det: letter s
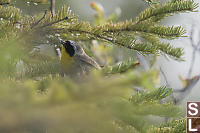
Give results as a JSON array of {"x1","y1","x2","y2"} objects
[{"x1": 188, "y1": 103, "x2": 198, "y2": 116}]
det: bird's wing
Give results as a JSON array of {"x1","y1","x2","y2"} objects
[{"x1": 75, "y1": 54, "x2": 101, "y2": 70}]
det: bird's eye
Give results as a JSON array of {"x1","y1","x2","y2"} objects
[
  {"x1": 65, "y1": 41, "x2": 71, "y2": 45},
  {"x1": 64, "y1": 41, "x2": 75, "y2": 57}
]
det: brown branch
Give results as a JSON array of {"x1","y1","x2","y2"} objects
[
  {"x1": 173, "y1": 75, "x2": 200, "y2": 104},
  {"x1": 39, "y1": 16, "x2": 68, "y2": 28},
  {"x1": 50, "y1": 0, "x2": 55, "y2": 17},
  {"x1": 31, "y1": 10, "x2": 47, "y2": 29},
  {"x1": 188, "y1": 24, "x2": 199, "y2": 78},
  {"x1": 188, "y1": 49, "x2": 196, "y2": 78}
]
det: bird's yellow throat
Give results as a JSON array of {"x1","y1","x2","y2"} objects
[{"x1": 61, "y1": 46, "x2": 75, "y2": 73}]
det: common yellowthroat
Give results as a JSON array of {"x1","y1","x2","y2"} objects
[{"x1": 60, "y1": 40, "x2": 101, "y2": 76}]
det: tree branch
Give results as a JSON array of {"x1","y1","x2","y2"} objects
[
  {"x1": 31, "y1": 10, "x2": 47, "y2": 29},
  {"x1": 173, "y1": 75, "x2": 200, "y2": 104},
  {"x1": 50, "y1": 0, "x2": 55, "y2": 17},
  {"x1": 39, "y1": 16, "x2": 68, "y2": 28}
]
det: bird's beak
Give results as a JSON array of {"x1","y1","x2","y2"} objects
[
  {"x1": 59, "y1": 39, "x2": 65, "y2": 45},
  {"x1": 58, "y1": 38, "x2": 65, "y2": 45}
]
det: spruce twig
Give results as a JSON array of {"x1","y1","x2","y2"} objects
[
  {"x1": 39, "y1": 16, "x2": 69, "y2": 28},
  {"x1": 31, "y1": 10, "x2": 48, "y2": 29}
]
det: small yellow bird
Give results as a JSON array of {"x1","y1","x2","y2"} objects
[{"x1": 60, "y1": 40, "x2": 101, "y2": 76}]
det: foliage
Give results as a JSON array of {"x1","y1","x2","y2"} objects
[
  {"x1": 148, "y1": 118, "x2": 186, "y2": 133},
  {"x1": 0, "y1": 71, "x2": 183, "y2": 133},
  {"x1": 0, "y1": 0, "x2": 10, "y2": 5}
]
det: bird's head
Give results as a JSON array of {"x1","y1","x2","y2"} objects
[{"x1": 61, "y1": 40, "x2": 84, "y2": 57}]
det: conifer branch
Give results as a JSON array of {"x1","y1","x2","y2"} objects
[
  {"x1": 32, "y1": 6, "x2": 72, "y2": 29},
  {"x1": 130, "y1": 86, "x2": 173, "y2": 103},
  {"x1": 39, "y1": 16, "x2": 68, "y2": 28},
  {"x1": 0, "y1": 6, "x2": 21, "y2": 22},
  {"x1": 31, "y1": 10, "x2": 47, "y2": 29},
  {"x1": 102, "y1": 59, "x2": 140, "y2": 75},
  {"x1": 135, "y1": 0, "x2": 198, "y2": 24},
  {"x1": 101, "y1": 22, "x2": 186, "y2": 39},
  {"x1": 149, "y1": 118, "x2": 186, "y2": 132},
  {"x1": 142, "y1": 35, "x2": 184, "y2": 59}
]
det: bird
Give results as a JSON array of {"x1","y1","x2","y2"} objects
[{"x1": 60, "y1": 40, "x2": 101, "y2": 76}]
